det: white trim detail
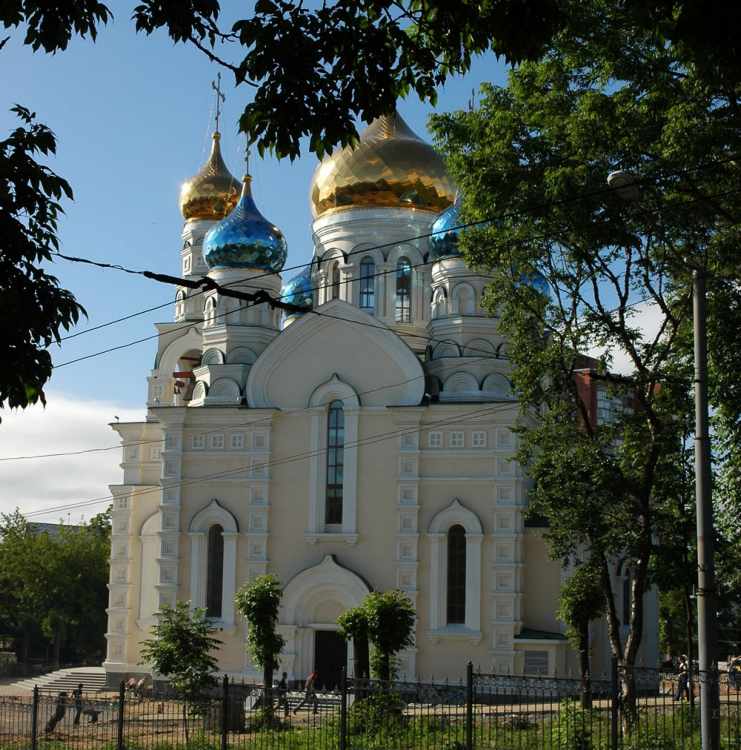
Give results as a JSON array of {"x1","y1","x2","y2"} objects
[
  {"x1": 427, "y1": 498, "x2": 483, "y2": 636},
  {"x1": 188, "y1": 499, "x2": 239, "y2": 627}
]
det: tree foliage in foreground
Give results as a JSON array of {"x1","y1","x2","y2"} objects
[
  {"x1": 430, "y1": 0, "x2": 740, "y2": 714},
  {"x1": 0, "y1": 107, "x2": 85, "y2": 411},
  {"x1": 558, "y1": 560, "x2": 605, "y2": 707},
  {"x1": 140, "y1": 601, "x2": 220, "y2": 741},
  {"x1": 4, "y1": 1, "x2": 741, "y2": 161},
  {"x1": 234, "y1": 574, "x2": 284, "y2": 716},
  {"x1": 0, "y1": 507, "x2": 110, "y2": 663},
  {"x1": 362, "y1": 590, "x2": 415, "y2": 682}
]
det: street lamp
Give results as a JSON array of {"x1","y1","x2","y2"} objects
[{"x1": 607, "y1": 169, "x2": 719, "y2": 750}]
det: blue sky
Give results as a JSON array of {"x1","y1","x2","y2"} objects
[{"x1": 1, "y1": 5, "x2": 509, "y2": 517}]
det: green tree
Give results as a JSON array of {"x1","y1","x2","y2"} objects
[
  {"x1": 130, "y1": 0, "x2": 741, "y2": 159},
  {"x1": 362, "y1": 590, "x2": 415, "y2": 682},
  {"x1": 140, "y1": 601, "x2": 220, "y2": 742},
  {"x1": 337, "y1": 605, "x2": 370, "y2": 679},
  {"x1": 558, "y1": 559, "x2": 605, "y2": 708},
  {"x1": 429, "y1": 0, "x2": 740, "y2": 719},
  {"x1": 0, "y1": 510, "x2": 110, "y2": 664},
  {"x1": 0, "y1": 107, "x2": 85, "y2": 411},
  {"x1": 234, "y1": 574, "x2": 284, "y2": 717}
]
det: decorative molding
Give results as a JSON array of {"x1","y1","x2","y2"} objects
[{"x1": 304, "y1": 532, "x2": 359, "y2": 545}]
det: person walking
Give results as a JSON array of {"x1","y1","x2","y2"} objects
[
  {"x1": 45, "y1": 691, "x2": 68, "y2": 733},
  {"x1": 72, "y1": 683, "x2": 84, "y2": 726},
  {"x1": 293, "y1": 671, "x2": 319, "y2": 714},
  {"x1": 675, "y1": 655, "x2": 691, "y2": 701},
  {"x1": 276, "y1": 672, "x2": 289, "y2": 718}
]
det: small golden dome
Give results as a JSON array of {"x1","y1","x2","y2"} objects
[
  {"x1": 180, "y1": 132, "x2": 240, "y2": 221},
  {"x1": 310, "y1": 112, "x2": 456, "y2": 218}
]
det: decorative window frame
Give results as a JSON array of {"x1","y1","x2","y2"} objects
[
  {"x1": 472, "y1": 430, "x2": 487, "y2": 448},
  {"x1": 448, "y1": 431, "x2": 465, "y2": 448},
  {"x1": 306, "y1": 374, "x2": 360, "y2": 544},
  {"x1": 428, "y1": 431, "x2": 443, "y2": 449},
  {"x1": 427, "y1": 498, "x2": 483, "y2": 640},
  {"x1": 188, "y1": 499, "x2": 239, "y2": 628}
]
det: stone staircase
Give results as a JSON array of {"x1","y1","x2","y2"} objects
[{"x1": 8, "y1": 666, "x2": 106, "y2": 694}]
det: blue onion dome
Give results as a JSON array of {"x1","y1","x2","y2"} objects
[
  {"x1": 524, "y1": 271, "x2": 549, "y2": 296},
  {"x1": 429, "y1": 193, "x2": 463, "y2": 260},
  {"x1": 203, "y1": 175, "x2": 288, "y2": 272},
  {"x1": 281, "y1": 265, "x2": 314, "y2": 312}
]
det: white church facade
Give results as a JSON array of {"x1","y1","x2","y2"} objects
[{"x1": 103, "y1": 113, "x2": 658, "y2": 688}]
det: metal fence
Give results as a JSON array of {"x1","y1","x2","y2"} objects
[{"x1": 0, "y1": 665, "x2": 738, "y2": 749}]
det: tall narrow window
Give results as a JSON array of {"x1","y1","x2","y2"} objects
[
  {"x1": 206, "y1": 524, "x2": 224, "y2": 618},
  {"x1": 359, "y1": 257, "x2": 375, "y2": 312},
  {"x1": 325, "y1": 400, "x2": 345, "y2": 524},
  {"x1": 395, "y1": 258, "x2": 412, "y2": 322},
  {"x1": 447, "y1": 524, "x2": 466, "y2": 624},
  {"x1": 331, "y1": 263, "x2": 341, "y2": 300}
]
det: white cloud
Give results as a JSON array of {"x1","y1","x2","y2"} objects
[
  {"x1": 587, "y1": 300, "x2": 666, "y2": 375},
  {"x1": 0, "y1": 393, "x2": 143, "y2": 522}
]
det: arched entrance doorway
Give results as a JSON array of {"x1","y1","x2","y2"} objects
[{"x1": 280, "y1": 555, "x2": 371, "y2": 688}]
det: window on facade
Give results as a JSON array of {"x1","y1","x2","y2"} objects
[
  {"x1": 428, "y1": 431, "x2": 442, "y2": 449},
  {"x1": 449, "y1": 431, "x2": 465, "y2": 449},
  {"x1": 524, "y1": 650, "x2": 549, "y2": 676},
  {"x1": 206, "y1": 524, "x2": 224, "y2": 618},
  {"x1": 472, "y1": 431, "x2": 487, "y2": 448},
  {"x1": 447, "y1": 524, "x2": 466, "y2": 624},
  {"x1": 395, "y1": 258, "x2": 412, "y2": 322},
  {"x1": 204, "y1": 297, "x2": 216, "y2": 327},
  {"x1": 331, "y1": 263, "x2": 341, "y2": 300},
  {"x1": 325, "y1": 400, "x2": 345, "y2": 524},
  {"x1": 175, "y1": 291, "x2": 185, "y2": 318},
  {"x1": 359, "y1": 257, "x2": 375, "y2": 312}
]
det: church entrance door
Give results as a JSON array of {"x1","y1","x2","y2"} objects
[{"x1": 313, "y1": 630, "x2": 346, "y2": 690}]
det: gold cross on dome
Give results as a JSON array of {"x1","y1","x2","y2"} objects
[{"x1": 211, "y1": 72, "x2": 225, "y2": 133}]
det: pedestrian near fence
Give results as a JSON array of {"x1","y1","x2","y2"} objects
[
  {"x1": 293, "y1": 671, "x2": 319, "y2": 714},
  {"x1": 675, "y1": 655, "x2": 691, "y2": 701}
]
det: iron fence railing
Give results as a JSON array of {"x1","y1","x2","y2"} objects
[{"x1": 0, "y1": 664, "x2": 738, "y2": 749}]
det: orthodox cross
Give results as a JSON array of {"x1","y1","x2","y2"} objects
[
  {"x1": 211, "y1": 72, "x2": 225, "y2": 132},
  {"x1": 244, "y1": 139, "x2": 252, "y2": 177}
]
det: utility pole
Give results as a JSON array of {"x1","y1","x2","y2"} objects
[{"x1": 692, "y1": 268, "x2": 719, "y2": 750}]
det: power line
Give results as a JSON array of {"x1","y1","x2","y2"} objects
[
  {"x1": 50, "y1": 154, "x2": 737, "y2": 344},
  {"x1": 21, "y1": 402, "x2": 511, "y2": 519}
]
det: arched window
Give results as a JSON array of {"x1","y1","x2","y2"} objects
[
  {"x1": 206, "y1": 524, "x2": 224, "y2": 618},
  {"x1": 447, "y1": 525, "x2": 466, "y2": 624},
  {"x1": 325, "y1": 400, "x2": 345, "y2": 524},
  {"x1": 331, "y1": 263, "x2": 341, "y2": 300},
  {"x1": 359, "y1": 257, "x2": 375, "y2": 313},
  {"x1": 204, "y1": 297, "x2": 216, "y2": 327},
  {"x1": 395, "y1": 257, "x2": 412, "y2": 322},
  {"x1": 175, "y1": 290, "x2": 185, "y2": 319}
]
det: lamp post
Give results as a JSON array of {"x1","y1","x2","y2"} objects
[{"x1": 607, "y1": 170, "x2": 719, "y2": 750}]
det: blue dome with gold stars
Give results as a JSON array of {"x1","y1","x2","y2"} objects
[
  {"x1": 429, "y1": 194, "x2": 463, "y2": 260},
  {"x1": 204, "y1": 176, "x2": 287, "y2": 272},
  {"x1": 281, "y1": 265, "x2": 314, "y2": 314}
]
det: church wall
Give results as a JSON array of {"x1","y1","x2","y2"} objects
[{"x1": 522, "y1": 531, "x2": 562, "y2": 634}]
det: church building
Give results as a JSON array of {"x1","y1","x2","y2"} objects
[{"x1": 103, "y1": 112, "x2": 658, "y2": 687}]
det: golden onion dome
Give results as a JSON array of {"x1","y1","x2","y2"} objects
[
  {"x1": 179, "y1": 132, "x2": 241, "y2": 221},
  {"x1": 310, "y1": 112, "x2": 456, "y2": 218}
]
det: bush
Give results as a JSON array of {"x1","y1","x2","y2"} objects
[
  {"x1": 550, "y1": 700, "x2": 596, "y2": 750},
  {"x1": 348, "y1": 692, "x2": 405, "y2": 735}
]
